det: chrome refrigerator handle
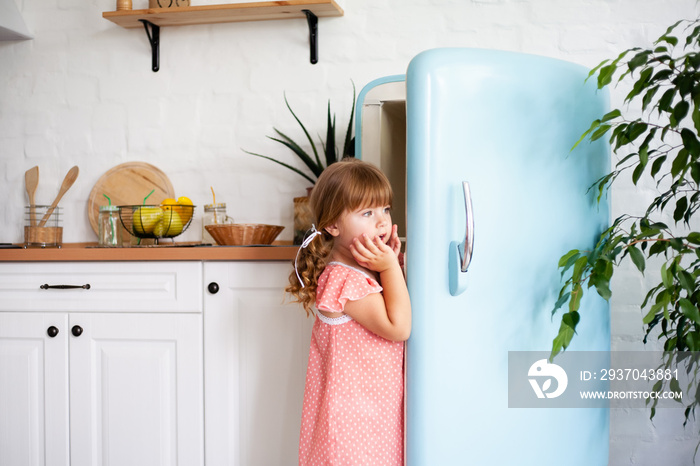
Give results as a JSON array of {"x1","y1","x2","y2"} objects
[
  {"x1": 448, "y1": 181, "x2": 474, "y2": 296},
  {"x1": 459, "y1": 181, "x2": 474, "y2": 272}
]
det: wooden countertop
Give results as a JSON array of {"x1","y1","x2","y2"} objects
[{"x1": 0, "y1": 242, "x2": 298, "y2": 262}]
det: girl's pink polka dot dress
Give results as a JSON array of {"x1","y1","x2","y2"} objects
[{"x1": 299, "y1": 262, "x2": 404, "y2": 465}]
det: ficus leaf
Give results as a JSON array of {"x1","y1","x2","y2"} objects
[
  {"x1": 590, "y1": 271, "x2": 612, "y2": 300},
  {"x1": 693, "y1": 97, "x2": 700, "y2": 134},
  {"x1": 628, "y1": 245, "x2": 646, "y2": 273},
  {"x1": 632, "y1": 163, "x2": 645, "y2": 185},
  {"x1": 661, "y1": 262, "x2": 673, "y2": 289},
  {"x1": 569, "y1": 283, "x2": 583, "y2": 313},
  {"x1": 658, "y1": 88, "x2": 675, "y2": 114},
  {"x1": 558, "y1": 249, "x2": 581, "y2": 272},
  {"x1": 591, "y1": 124, "x2": 612, "y2": 141},
  {"x1": 681, "y1": 128, "x2": 700, "y2": 157},
  {"x1": 642, "y1": 86, "x2": 659, "y2": 112},
  {"x1": 571, "y1": 120, "x2": 600, "y2": 150},
  {"x1": 628, "y1": 51, "x2": 652, "y2": 71},
  {"x1": 671, "y1": 149, "x2": 689, "y2": 178},
  {"x1": 680, "y1": 298, "x2": 700, "y2": 324},
  {"x1": 678, "y1": 270, "x2": 695, "y2": 293},
  {"x1": 673, "y1": 100, "x2": 690, "y2": 123},
  {"x1": 601, "y1": 109, "x2": 622, "y2": 122},
  {"x1": 562, "y1": 310, "x2": 581, "y2": 330},
  {"x1": 644, "y1": 302, "x2": 663, "y2": 324},
  {"x1": 552, "y1": 292, "x2": 571, "y2": 315},
  {"x1": 598, "y1": 63, "x2": 617, "y2": 87},
  {"x1": 650, "y1": 155, "x2": 667, "y2": 178},
  {"x1": 627, "y1": 122, "x2": 648, "y2": 143},
  {"x1": 659, "y1": 34, "x2": 679, "y2": 47},
  {"x1": 692, "y1": 162, "x2": 700, "y2": 184},
  {"x1": 674, "y1": 197, "x2": 689, "y2": 223},
  {"x1": 669, "y1": 378, "x2": 683, "y2": 403},
  {"x1": 572, "y1": 256, "x2": 589, "y2": 283}
]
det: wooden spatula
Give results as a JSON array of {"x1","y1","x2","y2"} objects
[
  {"x1": 24, "y1": 166, "x2": 39, "y2": 226},
  {"x1": 38, "y1": 166, "x2": 79, "y2": 228}
]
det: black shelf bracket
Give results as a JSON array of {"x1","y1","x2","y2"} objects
[
  {"x1": 139, "y1": 19, "x2": 160, "y2": 72},
  {"x1": 137, "y1": 11, "x2": 319, "y2": 70},
  {"x1": 302, "y1": 10, "x2": 318, "y2": 65}
]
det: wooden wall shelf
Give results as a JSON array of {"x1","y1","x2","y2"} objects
[{"x1": 102, "y1": 0, "x2": 344, "y2": 70}]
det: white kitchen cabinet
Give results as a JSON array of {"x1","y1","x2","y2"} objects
[
  {"x1": 0, "y1": 262, "x2": 203, "y2": 466},
  {"x1": 0, "y1": 312, "x2": 69, "y2": 466},
  {"x1": 203, "y1": 261, "x2": 313, "y2": 466}
]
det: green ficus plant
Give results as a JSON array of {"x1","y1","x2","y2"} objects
[{"x1": 552, "y1": 18, "x2": 700, "y2": 424}]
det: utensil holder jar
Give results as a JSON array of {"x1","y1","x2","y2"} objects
[{"x1": 24, "y1": 205, "x2": 63, "y2": 248}]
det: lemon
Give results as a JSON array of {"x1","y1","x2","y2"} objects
[
  {"x1": 161, "y1": 198, "x2": 177, "y2": 212},
  {"x1": 176, "y1": 196, "x2": 194, "y2": 223}
]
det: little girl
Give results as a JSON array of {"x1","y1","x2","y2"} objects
[{"x1": 287, "y1": 158, "x2": 411, "y2": 465}]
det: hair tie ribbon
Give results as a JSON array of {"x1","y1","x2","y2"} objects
[{"x1": 294, "y1": 224, "x2": 322, "y2": 288}]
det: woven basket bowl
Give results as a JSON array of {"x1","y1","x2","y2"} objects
[{"x1": 205, "y1": 223, "x2": 284, "y2": 246}]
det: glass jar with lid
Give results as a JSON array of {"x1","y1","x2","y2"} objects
[
  {"x1": 98, "y1": 205, "x2": 122, "y2": 247},
  {"x1": 202, "y1": 203, "x2": 234, "y2": 244}
]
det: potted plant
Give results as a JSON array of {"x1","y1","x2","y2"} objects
[
  {"x1": 244, "y1": 84, "x2": 356, "y2": 243},
  {"x1": 552, "y1": 18, "x2": 700, "y2": 440}
]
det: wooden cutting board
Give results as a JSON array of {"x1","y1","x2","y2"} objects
[{"x1": 87, "y1": 162, "x2": 175, "y2": 235}]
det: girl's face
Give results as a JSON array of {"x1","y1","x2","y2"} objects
[{"x1": 326, "y1": 204, "x2": 393, "y2": 249}]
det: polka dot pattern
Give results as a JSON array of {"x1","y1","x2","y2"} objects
[
  {"x1": 316, "y1": 262, "x2": 383, "y2": 314},
  {"x1": 299, "y1": 263, "x2": 405, "y2": 465}
]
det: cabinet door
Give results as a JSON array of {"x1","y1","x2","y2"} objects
[
  {"x1": 69, "y1": 313, "x2": 203, "y2": 466},
  {"x1": 0, "y1": 313, "x2": 69, "y2": 466},
  {"x1": 204, "y1": 262, "x2": 313, "y2": 466}
]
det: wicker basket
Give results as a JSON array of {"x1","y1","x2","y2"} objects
[{"x1": 205, "y1": 223, "x2": 284, "y2": 246}]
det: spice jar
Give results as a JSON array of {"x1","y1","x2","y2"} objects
[
  {"x1": 202, "y1": 203, "x2": 233, "y2": 244},
  {"x1": 98, "y1": 205, "x2": 122, "y2": 247}
]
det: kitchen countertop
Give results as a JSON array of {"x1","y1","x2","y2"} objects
[{"x1": 0, "y1": 242, "x2": 298, "y2": 262}]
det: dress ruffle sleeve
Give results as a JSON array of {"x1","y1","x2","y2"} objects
[{"x1": 316, "y1": 263, "x2": 383, "y2": 313}]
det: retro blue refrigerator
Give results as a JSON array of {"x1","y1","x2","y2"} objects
[{"x1": 355, "y1": 48, "x2": 611, "y2": 465}]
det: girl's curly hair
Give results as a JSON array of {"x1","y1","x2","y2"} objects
[{"x1": 286, "y1": 158, "x2": 393, "y2": 316}]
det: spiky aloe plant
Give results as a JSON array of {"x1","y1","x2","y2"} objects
[{"x1": 244, "y1": 84, "x2": 356, "y2": 185}]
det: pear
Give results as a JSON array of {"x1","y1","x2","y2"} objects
[
  {"x1": 154, "y1": 210, "x2": 183, "y2": 237},
  {"x1": 132, "y1": 206, "x2": 163, "y2": 235}
]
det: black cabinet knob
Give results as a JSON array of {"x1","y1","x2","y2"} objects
[
  {"x1": 47, "y1": 326, "x2": 59, "y2": 338},
  {"x1": 71, "y1": 325, "x2": 83, "y2": 337},
  {"x1": 208, "y1": 282, "x2": 219, "y2": 294}
]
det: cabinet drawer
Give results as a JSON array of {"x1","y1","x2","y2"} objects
[{"x1": 0, "y1": 262, "x2": 202, "y2": 313}]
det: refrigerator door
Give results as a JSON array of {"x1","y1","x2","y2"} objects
[{"x1": 402, "y1": 49, "x2": 610, "y2": 465}]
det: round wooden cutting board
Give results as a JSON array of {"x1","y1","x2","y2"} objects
[{"x1": 87, "y1": 162, "x2": 176, "y2": 235}]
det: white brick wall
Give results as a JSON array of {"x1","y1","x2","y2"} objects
[{"x1": 1, "y1": 0, "x2": 699, "y2": 463}]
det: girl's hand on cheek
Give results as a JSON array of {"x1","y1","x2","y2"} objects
[
  {"x1": 350, "y1": 234, "x2": 397, "y2": 273},
  {"x1": 388, "y1": 224, "x2": 401, "y2": 257}
]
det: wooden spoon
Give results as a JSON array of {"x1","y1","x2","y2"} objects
[
  {"x1": 24, "y1": 166, "x2": 39, "y2": 226},
  {"x1": 37, "y1": 166, "x2": 79, "y2": 228}
]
